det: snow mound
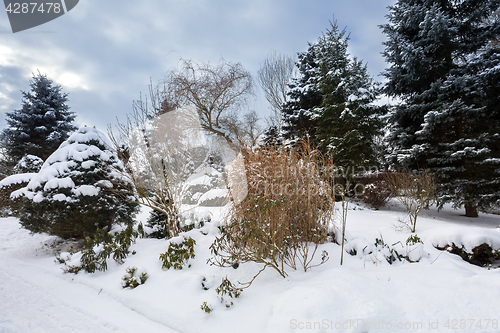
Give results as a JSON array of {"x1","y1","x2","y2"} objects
[
  {"x1": 198, "y1": 188, "x2": 228, "y2": 206},
  {"x1": 425, "y1": 226, "x2": 500, "y2": 252}
]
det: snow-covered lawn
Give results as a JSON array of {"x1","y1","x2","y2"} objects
[{"x1": 1, "y1": 203, "x2": 500, "y2": 333}]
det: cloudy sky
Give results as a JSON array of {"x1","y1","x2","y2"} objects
[{"x1": 0, "y1": 0, "x2": 395, "y2": 134}]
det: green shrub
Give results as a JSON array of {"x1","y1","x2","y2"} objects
[
  {"x1": 200, "y1": 301, "x2": 213, "y2": 313},
  {"x1": 216, "y1": 277, "x2": 242, "y2": 308},
  {"x1": 122, "y1": 267, "x2": 148, "y2": 289},
  {"x1": 439, "y1": 243, "x2": 500, "y2": 267},
  {"x1": 61, "y1": 224, "x2": 141, "y2": 274},
  {"x1": 347, "y1": 234, "x2": 426, "y2": 264},
  {"x1": 159, "y1": 236, "x2": 196, "y2": 270}
]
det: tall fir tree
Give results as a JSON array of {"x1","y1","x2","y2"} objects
[
  {"x1": 281, "y1": 42, "x2": 322, "y2": 146},
  {"x1": 1, "y1": 73, "x2": 77, "y2": 163},
  {"x1": 382, "y1": 0, "x2": 500, "y2": 217},
  {"x1": 281, "y1": 21, "x2": 382, "y2": 171}
]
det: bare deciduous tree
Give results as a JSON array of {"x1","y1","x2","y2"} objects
[
  {"x1": 257, "y1": 52, "x2": 297, "y2": 130},
  {"x1": 242, "y1": 110, "x2": 264, "y2": 146},
  {"x1": 109, "y1": 84, "x2": 203, "y2": 237},
  {"x1": 220, "y1": 110, "x2": 264, "y2": 147},
  {"x1": 108, "y1": 59, "x2": 255, "y2": 237},
  {"x1": 167, "y1": 59, "x2": 254, "y2": 149}
]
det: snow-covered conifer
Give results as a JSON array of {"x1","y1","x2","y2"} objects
[
  {"x1": 16, "y1": 127, "x2": 139, "y2": 239},
  {"x1": 282, "y1": 21, "x2": 382, "y2": 169},
  {"x1": 1, "y1": 73, "x2": 77, "y2": 162},
  {"x1": 382, "y1": 0, "x2": 500, "y2": 217}
]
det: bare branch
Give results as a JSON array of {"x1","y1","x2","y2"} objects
[
  {"x1": 166, "y1": 59, "x2": 254, "y2": 150},
  {"x1": 257, "y1": 52, "x2": 297, "y2": 129}
]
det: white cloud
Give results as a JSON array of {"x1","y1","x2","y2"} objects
[{"x1": 0, "y1": 0, "x2": 395, "y2": 131}]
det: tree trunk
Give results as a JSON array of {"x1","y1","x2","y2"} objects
[{"x1": 465, "y1": 202, "x2": 478, "y2": 218}]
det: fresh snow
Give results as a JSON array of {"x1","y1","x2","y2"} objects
[
  {"x1": 1, "y1": 202, "x2": 500, "y2": 333},
  {"x1": 72, "y1": 185, "x2": 101, "y2": 197},
  {"x1": 198, "y1": 188, "x2": 228, "y2": 202},
  {"x1": 14, "y1": 127, "x2": 125, "y2": 203},
  {"x1": 0, "y1": 173, "x2": 36, "y2": 188}
]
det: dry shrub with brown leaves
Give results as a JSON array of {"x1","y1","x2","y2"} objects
[
  {"x1": 209, "y1": 143, "x2": 335, "y2": 283},
  {"x1": 356, "y1": 173, "x2": 392, "y2": 210}
]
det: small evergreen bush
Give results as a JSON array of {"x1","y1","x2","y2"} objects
[
  {"x1": 216, "y1": 277, "x2": 242, "y2": 308},
  {"x1": 0, "y1": 183, "x2": 24, "y2": 217},
  {"x1": 122, "y1": 267, "x2": 148, "y2": 289},
  {"x1": 0, "y1": 155, "x2": 42, "y2": 217},
  {"x1": 146, "y1": 209, "x2": 171, "y2": 239},
  {"x1": 16, "y1": 127, "x2": 139, "y2": 239},
  {"x1": 200, "y1": 301, "x2": 213, "y2": 313},
  {"x1": 60, "y1": 224, "x2": 142, "y2": 274},
  {"x1": 347, "y1": 234, "x2": 426, "y2": 264},
  {"x1": 438, "y1": 243, "x2": 500, "y2": 267},
  {"x1": 159, "y1": 236, "x2": 196, "y2": 270}
]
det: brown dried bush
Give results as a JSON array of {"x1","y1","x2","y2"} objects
[
  {"x1": 356, "y1": 173, "x2": 392, "y2": 210},
  {"x1": 209, "y1": 142, "x2": 335, "y2": 282}
]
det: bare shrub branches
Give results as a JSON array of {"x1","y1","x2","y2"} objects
[
  {"x1": 109, "y1": 83, "x2": 204, "y2": 237},
  {"x1": 385, "y1": 171, "x2": 436, "y2": 232}
]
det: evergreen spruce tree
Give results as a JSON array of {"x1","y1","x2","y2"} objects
[
  {"x1": 314, "y1": 25, "x2": 382, "y2": 169},
  {"x1": 146, "y1": 209, "x2": 170, "y2": 239},
  {"x1": 17, "y1": 127, "x2": 139, "y2": 239},
  {"x1": 382, "y1": 0, "x2": 500, "y2": 217},
  {"x1": 281, "y1": 43, "x2": 322, "y2": 146},
  {"x1": 282, "y1": 22, "x2": 382, "y2": 170},
  {"x1": 1, "y1": 73, "x2": 77, "y2": 163},
  {"x1": 262, "y1": 125, "x2": 282, "y2": 146}
]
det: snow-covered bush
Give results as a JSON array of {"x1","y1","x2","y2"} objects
[
  {"x1": 14, "y1": 155, "x2": 43, "y2": 174},
  {"x1": 159, "y1": 236, "x2": 196, "y2": 270},
  {"x1": 14, "y1": 155, "x2": 44, "y2": 173},
  {"x1": 200, "y1": 302, "x2": 213, "y2": 314},
  {"x1": 437, "y1": 243, "x2": 500, "y2": 267},
  {"x1": 122, "y1": 267, "x2": 148, "y2": 289},
  {"x1": 146, "y1": 211, "x2": 210, "y2": 239},
  {"x1": 346, "y1": 234, "x2": 428, "y2": 264},
  {"x1": 60, "y1": 224, "x2": 142, "y2": 274},
  {"x1": 215, "y1": 277, "x2": 242, "y2": 308},
  {"x1": 182, "y1": 151, "x2": 227, "y2": 207},
  {"x1": 0, "y1": 155, "x2": 43, "y2": 216},
  {"x1": 0, "y1": 174, "x2": 32, "y2": 217},
  {"x1": 146, "y1": 209, "x2": 171, "y2": 239},
  {"x1": 15, "y1": 127, "x2": 139, "y2": 239}
]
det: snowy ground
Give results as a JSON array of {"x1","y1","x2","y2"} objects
[{"x1": 1, "y1": 202, "x2": 500, "y2": 333}]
